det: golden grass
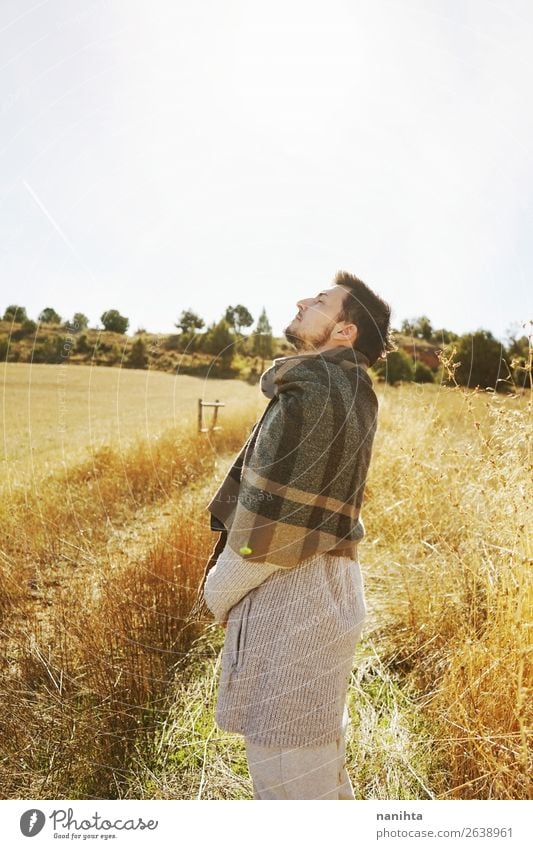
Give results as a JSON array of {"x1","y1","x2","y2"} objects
[
  {"x1": 0, "y1": 363, "x2": 530, "y2": 799},
  {"x1": 0, "y1": 362, "x2": 262, "y2": 490},
  {"x1": 362, "y1": 381, "x2": 531, "y2": 798},
  {"x1": 0, "y1": 406, "x2": 256, "y2": 798}
]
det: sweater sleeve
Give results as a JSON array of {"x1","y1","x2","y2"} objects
[{"x1": 203, "y1": 544, "x2": 283, "y2": 624}]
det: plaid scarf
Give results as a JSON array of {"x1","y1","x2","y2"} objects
[{"x1": 187, "y1": 345, "x2": 378, "y2": 621}]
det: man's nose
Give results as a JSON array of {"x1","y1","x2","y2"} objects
[{"x1": 296, "y1": 297, "x2": 313, "y2": 310}]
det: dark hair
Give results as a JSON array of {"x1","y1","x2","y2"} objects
[{"x1": 333, "y1": 270, "x2": 395, "y2": 366}]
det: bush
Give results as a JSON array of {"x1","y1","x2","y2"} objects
[
  {"x1": 76, "y1": 334, "x2": 92, "y2": 354},
  {"x1": 107, "y1": 343, "x2": 123, "y2": 365},
  {"x1": 12, "y1": 319, "x2": 37, "y2": 340},
  {"x1": 451, "y1": 331, "x2": 507, "y2": 392},
  {"x1": 31, "y1": 337, "x2": 64, "y2": 364},
  {"x1": 164, "y1": 335, "x2": 181, "y2": 351},
  {"x1": 373, "y1": 349, "x2": 415, "y2": 384},
  {"x1": 414, "y1": 361, "x2": 434, "y2": 383},
  {"x1": 126, "y1": 338, "x2": 148, "y2": 370}
]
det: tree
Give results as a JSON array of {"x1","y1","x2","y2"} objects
[
  {"x1": 452, "y1": 330, "x2": 507, "y2": 391},
  {"x1": 252, "y1": 307, "x2": 274, "y2": 371},
  {"x1": 38, "y1": 307, "x2": 62, "y2": 324},
  {"x1": 432, "y1": 327, "x2": 459, "y2": 344},
  {"x1": 126, "y1": 337, "x2": 148, "y2": 370},
  {"x1": 400, "y1": 318, "x2": 415, "y2": 336},
  {"x1": 401, "y1": 315, "x2": 434, "y2": 341},
  {"x1": 176, "y1": 309, "x2": 205, "y2": 334},
  {"x1": 416, "y1": 316, "x2": 433, "y2": 341},
  {"x1": 175, "y1": 309, "x2": 205, "y2": 352},
  {"x1": 101, "y1": 309, "x2": 129, "y2": 334},
  {"x1": 204, "y1": 319, "x2": 235, "y2": 369},
  {"x1": 224, "y1": 304, "x2": 254, "y2": 335},
  {"x1": 373, "y1": 349, "x2": 415, "y2": 384},
  {"x1": 3, "y1": 304, "x2": 27, "y2": 323},
  {"x1": 64, "y1": 312, "x2": 89, "y2": 332}
]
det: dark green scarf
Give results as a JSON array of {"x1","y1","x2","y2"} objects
[{"x1": 187, "y1": 345, "x2": 378, "y2": 621}]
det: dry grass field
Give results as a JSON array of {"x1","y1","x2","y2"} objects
[
  {"x1": 0, "y1": 360, "x2": 531, "y2": 799},
  {"x1": 1, "y1": 363, "x2": 262, "y2": 490}
]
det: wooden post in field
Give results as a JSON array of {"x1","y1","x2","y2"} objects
[{"x1": 198, "y1": 399, "x2": 225, "y2": 433}]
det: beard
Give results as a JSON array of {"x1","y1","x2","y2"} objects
[{"x1": 282, "y1": 319, "x2": 334, "y2": 353}]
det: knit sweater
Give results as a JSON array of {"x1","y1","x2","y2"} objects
[
  {"x1": 202, "y1": 344, "x2": 378, "y2": 747},
  {"x1": 204, "y1": 545, "x2": 368, "y2": 747}
]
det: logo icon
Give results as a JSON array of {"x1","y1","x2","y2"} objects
[{"x1": 20, "y1": 810, "x2": 46, "y2": 837}]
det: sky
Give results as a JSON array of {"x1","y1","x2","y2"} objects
[{"x1": 0, "y1": 0, "x2": 532, "y2": 343}]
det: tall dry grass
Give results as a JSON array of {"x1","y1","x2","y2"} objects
[
  {"x1": 1, "y1": 370, "x2": 530, "y2": 799},
  {"x1": 0, "y1": 411, "x2": 253, "y2": 798},
  {"x1": 364, "y1": 377, "x2": 531, "y2": 798}
]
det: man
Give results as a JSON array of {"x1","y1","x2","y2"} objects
[{"x1": 191, "y1": 270, "x2": 393, "y2": 799}]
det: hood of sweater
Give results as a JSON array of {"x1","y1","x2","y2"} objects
[{"x1": 260, "y1": 345, "x2": 370, "y2": 400}]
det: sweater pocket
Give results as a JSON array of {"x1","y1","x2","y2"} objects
[
  {"x1": 349, "y1": 561, "x2": 368, "y2": 615},
  {"x1": 230, "y1": 595, "x2": 252, "y2": 671}
]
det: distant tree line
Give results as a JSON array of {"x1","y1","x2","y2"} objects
[{"x1": 1, "y1": 303, "x2": 530, "y2": 391}]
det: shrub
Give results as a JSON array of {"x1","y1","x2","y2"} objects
[
  {"x1": 126, "y1": 338, "x2": 148, "y2": 370},
  {"x1": 107, "y1": 343, "x2": 123, "y2": 365},
  {"x1": 451, "y1": 331, "x2": 507, "y2": 392},
  {"x1": 12, "y1": 319, "x2": 37, "y2": 340},
  {"x1": 373, "y1": 349, "x2": 415, "y2": 384},
  {"x1": 414, "y1": 361, "x2": 434, "y2": 383},
  {"x1": 76, "y1": 334, "x2": 92, "y2": 354},
  {"x1": 164, "y1": 335, "x2": 181, "y2": 351}
]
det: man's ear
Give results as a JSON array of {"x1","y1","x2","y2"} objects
[{"x1": 339, "y1": 323, "x2": 358, "y2": 343}]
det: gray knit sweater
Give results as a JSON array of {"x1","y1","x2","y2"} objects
[{"x1": 204, "y1": 544, "x2": 368, "y2": 747}]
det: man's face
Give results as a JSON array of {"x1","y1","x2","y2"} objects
[{"x1": 282, "y1": 285, "x2": 354, "y2": 353}]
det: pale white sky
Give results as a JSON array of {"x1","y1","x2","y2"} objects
[{"x1": 1, "y1": 0, "x2": 532, "y2": 341}]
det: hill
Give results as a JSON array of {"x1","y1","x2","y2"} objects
[{"x1": 0, "y1": 320, "x2": 444, "y2": 378}]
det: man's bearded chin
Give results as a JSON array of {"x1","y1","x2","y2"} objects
[
  {"x1": 283, "y1": 325, "x2": 306, "y2": 351},
  {"x1": 283, "y1": 323, "x2": 333, "y2": 353}
]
